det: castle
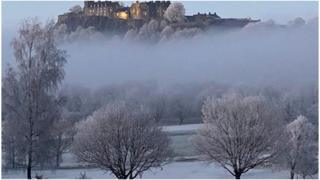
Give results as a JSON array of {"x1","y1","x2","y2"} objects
[
  {"x1": 83, "y1": 1, "x2": 170, "y2": 20},
  {"x1": 57, "y1": 1, "x2": 259, "y2": 34}
]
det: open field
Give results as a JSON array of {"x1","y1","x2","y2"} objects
[{"x1": 3, "y1": 161, "x2": 293, "y2": 179}]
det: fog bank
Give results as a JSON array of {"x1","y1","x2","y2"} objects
[{"x1": 60, "y1": 18, "x2": 317, "y2": 89}]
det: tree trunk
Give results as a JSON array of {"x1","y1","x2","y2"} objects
[
  {"x1": 290, "y1": 170, "x2": 294, "y2": 179},
  {"x1": 27, "y1": 128, "x2": 32, "y2": 178},
  {"x1": 11, "y1": 146, "x2": 16, "y2": 168},
  {"x1": 302, "y1": 174, "x2": 306, "y2": 179},
  {"x1": 27, "y1": 86, "x2": 33, "y2": 179},
  {"x1": 56, "y1": 134, "x2": 63, "y2": 168},
  {"x1": 235, "y1": 172, "x2": 241, "y2": 179},
  {"x1": 27, "y1": 118, "x2": 33, "y2": 179},
  {"x1": 116, "y1": 173, "x2": 128, "y2": 179},
  {"x1": 179, "y1": 117, "x2": 184, "y2": 125},
  {"x1": 27, "y1": 130, "x2": 33, "y2": 179},
  {"x1": 56, "y1": 152, "x2": 60, "y2": 168},
  {"x1": 27, "y1": 152, "x2": 32, "y2": 179}
]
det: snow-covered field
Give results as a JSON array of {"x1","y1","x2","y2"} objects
[
  {"x1": 59, "y1": 124, "x2": 202, "y2": 167},
  {"x1": 2, "y1": 161, "x2": 291, "y2": 179},
  {"x1": 162, "y1": 124, "x2": 203, "y2": 134},
  {"x1": 3, "y1": 124, "x2": 315, "y2": 179},
  {"x1": 163, "y1": 123, "x2": 202, "y2": 156}
]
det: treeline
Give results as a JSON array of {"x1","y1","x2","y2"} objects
[
  {"x1": 58, "y1": 81, "x2": 318, "y2": 125},
  {"x1": 3, "y1": 78, "x2": 318, "y2": 172}
]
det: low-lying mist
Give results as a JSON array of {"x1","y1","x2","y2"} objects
[{"x1": 61, "y1": 17, "x2": 318, "y2": 89}]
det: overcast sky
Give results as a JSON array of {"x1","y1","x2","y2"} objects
[{"x1": 2, "y1": 1, "x2": 318, "y2": 30}]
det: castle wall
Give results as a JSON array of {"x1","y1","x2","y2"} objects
[
  {"x1": 84, "y1": 1, "x2": 121, "y2": 17},
  {"x1": 130, "y1": 1, "x2": 170, "y2": 20},
  {"x1": 83, "y1": 1, "x2": 170, "y2": 20},
  {"x1": 130, "y1": 3, "x2": 146, "y2": 20}
]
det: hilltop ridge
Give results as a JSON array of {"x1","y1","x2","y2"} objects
[{"x1": 56, "y1": 1, "x2": 259, "y2": 35}]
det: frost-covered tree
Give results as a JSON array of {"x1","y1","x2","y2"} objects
[
  {"x1": 54, "y1": 25, "x2": 106, "y2": 43},
  {"x1": 69, "y1": 5, "x2": 82, "y2": 13},
  {"x1": 51, "y1": 109, "x2": 76, "y2": 168},
  {"x1": 164, "y1": 2, "x2": 185, "y2": 23},
  {"x1": 159, "y1": 26, "x2": 174, "y2": 41},
  {"x1": 73, "y1": 101, "x2": 173, "y2": 179},
  {"x1": 135, "y1": 20, "x2": 161, "y2": 42},
  {"x1": 171, "y1": 95, "x2": 189, "y2": 124},
  {"x1": 172, "y1": 27, "x2": 202, "y2": 40},
  {"x1": 148, "y1": 94, "x2": 167, "y2": 123},
  {"x1": 2, "y1": 67, "x2": 21, "y2": 169},
  {"x1": 124, "y1": 29, "x2": 138, "y2": 41},
  {"x1": 288, "y1": 17, "x2": 306, "y2": 28},
  {"x1": 3, "y1": 18, "x2": 67, "y2": 179},
  {"x1": 194, "y1": 94, "x2": 283, "y2": 179},
  {"x1": 280, "y1": 115, "x2": 318, "y2": 179},
  {"x1": 50, "y1": 86, "x2": 96, "y2": 168},
  {"x1": 59, "y1": 85, "x2": 98, "y2": 122},
  {"x1": 279, "y1": 86, "x2": 318, "y2": 125}
]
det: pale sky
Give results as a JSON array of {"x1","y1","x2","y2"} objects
[{"x1": 2, "y1": 1, "x2": 318, "y2": 31}]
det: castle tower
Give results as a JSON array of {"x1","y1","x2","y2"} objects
[
  {"x1": 83, "y1": 1, "x2": 170, "y2": 20},
  {"x1": 130, "y1": 1, "x2": 170, "y2": 20},
  {"x1": 83, "y1": 0, "x2": 122, "y2": 17}
]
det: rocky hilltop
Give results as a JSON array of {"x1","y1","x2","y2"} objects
[
  {"x1": 56, "y1": 1, "x2": 260, "y2": 37},
  {"x1": 57, "y1": 12, "x2": 135, "y2": 33}
]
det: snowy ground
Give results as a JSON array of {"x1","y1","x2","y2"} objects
[
  {"x1": 162, "y1": 123, "x2": 203, "y2": 135},
  {"x1": 58, "y1": 124, "x2": 203, "y2": 167},
  {"x1": 163, "y1": 123, "x2": 202, "y2": 156},
  {"x1": 4, "y1": 124, "x2": 315, "y2": 179},
  {"x1": 3, "y1": 161, "x2": 292, "y2": 179}
]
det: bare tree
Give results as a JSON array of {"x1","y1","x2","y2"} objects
[
  {"x1": 60, "y1": 85, "x2": 98, "y2": 122},
  {"x1": 2, "y1": 67, "x2": 21, "y2": 169},
  {"x1": 280, "y1": 86, "x2": 318, "y2": 124},
  {"x1": 73, "y1": 101, "x2": 173, "y2": 179},
  {"x1": 279, "y1": 115, "x2": 318, "y2": 179},
  {"x1": 2, "y1": 120, "x2": 19, "y2": 169},
  {"x1": 194, "y1": 94, "x2": 283, "y2": 179},
  {"x1": 3, "y1": 18, "x2": 67, "y2": 179},
  {"x1": 172, "y1": 97, "x2": 187, "y2": 124},
  {"x1": 148, "y1": 94, "x2": 167, "y2": 123},
  {"x1": 52, "y1": 109, "x2": 76, "y2": 168}
]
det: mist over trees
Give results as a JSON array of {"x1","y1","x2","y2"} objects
[
  {"x1": 50, "y1": 16, "x2": 318, "y2": 90},
  {"x1": 4, "y1": 67, "x2": 317, "y2": 178}
]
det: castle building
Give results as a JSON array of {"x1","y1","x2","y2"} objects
[
  {"x1": 83, "y1": 1, "x2": 170, "y2": 20},
  {"x1": 58, "y1": 1, "x2": 259, "y2": 33},
  {"x1": 84, "y1": 1, "x2": 122, "y2": 18},
  {"x1": 130, "y1": 1, "x2": 170, "y2": 20}
]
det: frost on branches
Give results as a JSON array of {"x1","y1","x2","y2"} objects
[
  {"x1": 194, "y1": 94, "x2": 284, "y2": 179},
  {"x1": 73, "y1": 101, "x2": 173, "y2": 179}
]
